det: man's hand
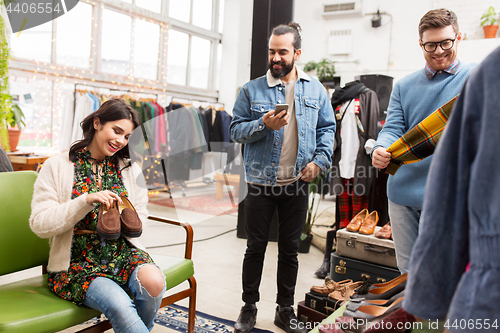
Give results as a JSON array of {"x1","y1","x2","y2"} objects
[
  {"x1": 372, "y1": 147, "x2": 392, "y2": 169},
  {"x1": 301, "y1": 162, "x2": 321, "y2": 182},
  {"x1": 263, "y1": 110, "x2": 290, "y2": 130}
]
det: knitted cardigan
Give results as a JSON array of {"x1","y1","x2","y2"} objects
[{"x1": 29, "y1": 152, "x2": 148, "y2": 272}]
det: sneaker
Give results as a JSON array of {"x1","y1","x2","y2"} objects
[
  {"x1": 234, "y1": 303, "x2": 257, "y2": 333},
  {"x1": 274, "y1": 306, "x2": 307, "y2": 333}
]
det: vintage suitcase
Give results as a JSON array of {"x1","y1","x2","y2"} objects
[
  {"x1": 336, "y1": 227, "x2": 398, "y2": 268},
  {"x1": 304, "y1": 292, "x2": 342, "y2": 315},
  {"x1": 330, "y1": 251, "x2": 400, "y2": 284},
  {"x1": 297, "y1": 300, "x2": 328, "y2": 328}
]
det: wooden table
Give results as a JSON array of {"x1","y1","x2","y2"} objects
[
  {"x1": 213, "y1": 173, "x2": 240, "y2": 200},
  {"x1": 7, "y1": 153, "x2": 52, "y2": 171}
]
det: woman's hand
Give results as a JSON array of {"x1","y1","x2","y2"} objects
[{"x1": 86, "y1": 190, "x2": 123, "y2": 208}]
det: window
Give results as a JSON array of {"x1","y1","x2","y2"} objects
[
  {"x1": 189, "y1": 36, "x2": 211, "y2": 89},
  {"x1": 101, "y1": 9, "x2": 132, "y2": 76},
  {"x1": 192, "y1": 0, "x2": 213, "y2": 30},
  {"x1": 10, "y1": 21, "x2": 52, "y2": 63},
  {"x1": 136, "y1": 0, "x2": 162, "y2": 13},
  {"x1": 55, "y1": 2, "x2": 92, "y2": 68},
  {"x1": 134, "y1": 19, "x2": 160, "y2": 80},
  {"x1": 169, "y1": 0, "x2": 190, "y2": 23},
  {"x1": 218, "y1": 0, "x2": 225, "y2": 33},
  {"x1": 166, "y1": 29, "x2": 189, "y2": 86},
  {"x1": 10, "y1": 78, "x2": 53, "y2": 147}
]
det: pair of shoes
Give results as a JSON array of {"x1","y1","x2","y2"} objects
[
  {"x1": 328, "y1": 281, "x2": 364, "y2": 302},
  {"x1": 314, "y1": 256, "x2": 331, "y2": 279},
  {"x1": 274, "y1": 306, "x2": 308, "y2": 333},
  {"x1": 310, "y1": 279, "x2": 352, "y2": 296},
  {"x1": 97, "y1": 196, "x2": 142, "y2": 240},
  {"x1": 336, "y1": 307, "x2": 416, "y2": 333},
  {"x1": 351, "y1": 273, "x2": 407, "y2": 301},
  {"x1": 234, "y1": 303, "x2": 257, "y2": 333},
  {"x1": 342, "y1": 296, "x2": 404, "y2": 320},
  {"x1": 345, "y1": 209, "x2": 379, "y2": 235},
  {"x1": 345, "y1": 290, "x2": 405, "y2": 313},
  {"x1": 374, "y1": 222, "x2": 392, "y2": 239}
]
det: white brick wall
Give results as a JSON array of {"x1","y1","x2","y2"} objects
[
  {"x1": 434, "y1": 0, "x2": 500, "y2": 40},
  {"x1": 293, "y1": 0, "x2": 500, "y2": 85}
]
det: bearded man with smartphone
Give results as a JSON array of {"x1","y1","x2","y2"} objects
[{"x1": 230, "y1": 22, "x2": 335, "y2": 333}]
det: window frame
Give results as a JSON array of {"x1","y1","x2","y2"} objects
[{"x1": 9, "y1": 0, "x2": 223, "y2": 99}]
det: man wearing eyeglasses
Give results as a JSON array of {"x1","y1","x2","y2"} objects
[{"x1": 371, "y1": 8, "x2": 476, "y2": 274}]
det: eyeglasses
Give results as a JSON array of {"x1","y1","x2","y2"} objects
[{"x1": 421, "y1": 36, "x2": 457, "y2": 52}]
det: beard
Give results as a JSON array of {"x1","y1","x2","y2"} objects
[{"x1": 269, "y1": 58, "x2": 295, "y2": 79}]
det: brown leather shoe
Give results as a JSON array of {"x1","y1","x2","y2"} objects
[
  {"x1": 119, "y1": 196, "x2": 142, "y2": 238},
  {"x1": 310, "y1": 279, "x2": 353, "y2": 295},
  {"x1": 375, "y1": 222, "x2": 392, "y2": 239},
  {"x1": 97, "y1": 201, "x2": 121, "y2": 239},
  {"x1": 346, "y1": 209, "x2": 368, "y2": 232},
  {"x1": 328, "y1": 281, "x2": 363, "y2": 302},
  {"x1": 359, "y1": 211, "x2": 379, "y2": 235}
]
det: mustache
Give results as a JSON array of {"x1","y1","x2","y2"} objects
[{"x1": 271, "y1": 61, "x2": 286, "y2": 66}]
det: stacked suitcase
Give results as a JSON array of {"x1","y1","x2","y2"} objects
[
  {"x1": 298, "y1": 226, "x2": 401, "y2": 325},
  {"x1": 331, "y1": 226, "x2": 400, "y2": 284}
]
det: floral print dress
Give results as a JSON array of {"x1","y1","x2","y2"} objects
[{"x1": 47, "y1": 150, "x2": 154, "y2": 304}]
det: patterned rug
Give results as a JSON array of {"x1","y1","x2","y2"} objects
[
  {"x1": 150, "y1": 194, "x2": 239, "y2": 216},
  {"x1": 155, "y1": 304, "x2": 273, "y2": 333}
]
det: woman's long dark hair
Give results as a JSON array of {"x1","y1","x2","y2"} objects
[{"x1": 69, "y1": 98, "x2": 141, "y2": 166}]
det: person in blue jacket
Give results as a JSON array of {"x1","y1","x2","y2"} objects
[
  {"x1": 371, "y1": 8, "x2": 476, "y2": 273},
  {"x1": 230, "y1": 22, "x2": 335, "y2": 333}
]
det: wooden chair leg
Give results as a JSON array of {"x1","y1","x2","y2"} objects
[{"x1": 187, "y1": 276, "x2": 197, "y2": 333}]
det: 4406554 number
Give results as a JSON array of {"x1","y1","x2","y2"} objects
[
  {"x1": 444, "y1": 319, "x2": 498, "y2": 330},
  {"x1": 5, "y1": 2, "x2": 64, "y2": 14}
]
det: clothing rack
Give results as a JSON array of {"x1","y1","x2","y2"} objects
[{"x1": 74, "y1": 83, "x2": 159, "y2": 100}]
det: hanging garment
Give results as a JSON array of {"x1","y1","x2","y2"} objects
[
  {"x1": 58, "y1": 92, "x2": 75, "y2": 151},
  {"x1": 330, "y1": 84, "x2": 379, "y2": 197}
]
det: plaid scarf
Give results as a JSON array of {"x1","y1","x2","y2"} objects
[{"x1": 383, "y1": 95, "x2": 458, "y2": 175}]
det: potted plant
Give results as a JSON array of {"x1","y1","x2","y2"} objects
[
  {"x1": 0, "y1": 13, "x2": 12, "y2": 151},
  {"x1": 0, "y1": 11, "x2": 25, "y2": 151},
  {"x1": 303, "y1": 58, "x2": 337, "y2": 85},
  {"x1": 481, "y1": 6, "x2": 499, "y2": 38},
  {"x1": 1, "y1": 104, "x2": 26, "y2": 151}
]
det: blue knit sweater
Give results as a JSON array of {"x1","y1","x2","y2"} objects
[{"x1": 375, "y1": 61, "x2": 476, "y2": 208}]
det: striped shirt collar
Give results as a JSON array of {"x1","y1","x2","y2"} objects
[{"x1": 425, "y1": 59, "x2": 460, "y2": 80}]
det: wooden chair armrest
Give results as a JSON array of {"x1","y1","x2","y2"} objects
[{"x1": 147, "y1": 215, "x2": 194, "y2": 259}]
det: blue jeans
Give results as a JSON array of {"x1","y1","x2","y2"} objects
[
  {"x1": 82, "y1": 264, "x2": 166, "y2": 333},
  {"x1": 388, "y1": 200, "x2": 421, "y2": 274}
]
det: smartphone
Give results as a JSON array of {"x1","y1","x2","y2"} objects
[{"x1": 275, "y1": 104, "x2": 289, "y2": 119}]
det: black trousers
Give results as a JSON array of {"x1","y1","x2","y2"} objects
[{"x1": 242, "y1": 179, "x2": 309, "y2": 306}]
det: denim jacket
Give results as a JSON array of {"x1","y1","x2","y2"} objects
[{"x1": 230, "y1": 67, "x2": 336, "y2": 185}]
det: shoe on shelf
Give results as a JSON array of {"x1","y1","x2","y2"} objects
[
  {"x1": 118, "y1": 196, "x2": 142, "y2": 238},
  {"x1": 342, "y1": 297, "x2": 404, "y2": 320},
  {"x1": 337, "y1": 305, "x2": 415, "y2": 333},
  {"x1": 351, "y1": 274, "x2": 407, "y2": 300},
  {"x1": 310, "y1": 279, "x2": 352, "y2": 296},
  {"x1": 314, "y1": 256, "x2": 331, "y2": 279},
  {"x1": 327, "y1": 281, "x2": 363, "y2": 302},
  {"x1": 358, "y1": 211, "x2": 379, "y2": 235},
  {"x1": 370, "y1": 273, "x2": 407, "y2": 290},
  {"x1": 346, "y1": 209, "x2": 368, "y2": 232},
  {"x1": 234, "y1": 303, "x2": 257, "y2": 333},
  {"x1": 97, "y1": 201, "x2": 121, "y2": 240},
  {"x1": 345, "y1": 290, "x2": 405, "y2": 312},
  {"x1": 374, "y1": 222, "x2": 392, "y2": 239},
  {"x1": 274, "y1": 306, "x2": 307, "y2": 333}
]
